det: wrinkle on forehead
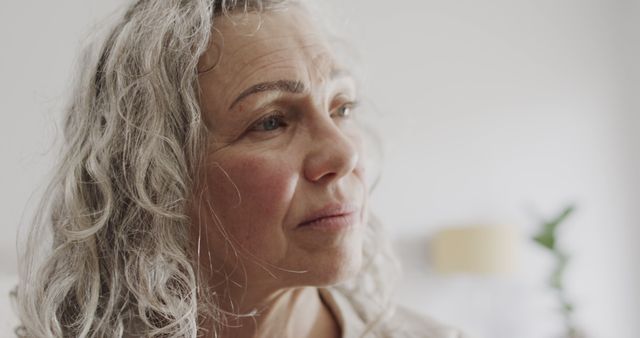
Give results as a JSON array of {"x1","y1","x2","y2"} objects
[
  {"x1": 200, "y1": 35, "x2": 333, "y2": 81},
  {"x1": 197, "y1": 7, "x2": 345, "y2": 127},
  {"x1": 198, "y1": 6, "x2": 332, "y2": 76}
]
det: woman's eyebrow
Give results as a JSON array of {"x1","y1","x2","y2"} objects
[
  {"x1": 229, "y1": 80, "x2": 305, "y2": 110},
  {"x1": 228, "y1": 69, "x2": 353, "y2": 110}
]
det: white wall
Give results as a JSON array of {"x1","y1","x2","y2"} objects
[{"x1": 1, "y1": 1, "x2": 637, "y2": 337}]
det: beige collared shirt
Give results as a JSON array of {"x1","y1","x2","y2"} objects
[{"x1": 319, "y1": 288, "x2": 469, "y2": 338}]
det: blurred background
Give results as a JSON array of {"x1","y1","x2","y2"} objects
[{"x1": 1, "y1": 0, "x2": 638, "y2": 337}]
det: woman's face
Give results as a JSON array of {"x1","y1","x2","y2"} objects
[{"x1": 193, "y1": 7, "x2": 368, "y2": 291}]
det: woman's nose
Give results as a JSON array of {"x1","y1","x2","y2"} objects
[{"x1": 303, "y1": 117, "x2": 360, "y2": 183}]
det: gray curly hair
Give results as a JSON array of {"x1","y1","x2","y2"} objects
[{"x1": 14, "y1": 0, "x2": 398, "y2": 337}]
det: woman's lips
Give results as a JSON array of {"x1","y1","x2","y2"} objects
[{"x1": 297, "y1": 203, "x2": 360, "y2": 231}]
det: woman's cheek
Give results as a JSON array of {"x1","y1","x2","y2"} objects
[
  {"x1": 343, "y1": 128, "x2": 368, "y2": 188},
  {"x1": 206, "y1": 152, "x2": 298, "y2": 257}
]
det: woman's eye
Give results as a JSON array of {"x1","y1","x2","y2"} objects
[
  {"x1": 250, "y1": 112, "x2": 287, "y2": 132},
  {"x1": 332, "y1": 101, "x2": 358, "y2": 119}
]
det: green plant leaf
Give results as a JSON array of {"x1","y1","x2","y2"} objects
[
  {"x1": 532, "y1": 205, "x2": 575, "y2": 251},
  {"x1": 533, "y1": 233, "x2": 555, "y2": 250},
  {"x1": 550, "y1": 252, "x2": 569, "y2": 289},
  {"x1": 531, "y1": 204, "x2": 582, "y2": 337},
  {"x1": 563, "y1": 302, "x2": 574, "y2": 313}
]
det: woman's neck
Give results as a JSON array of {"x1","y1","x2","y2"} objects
[{"x1": 200, "y1": 286, "x2": 340, "y2": 338}]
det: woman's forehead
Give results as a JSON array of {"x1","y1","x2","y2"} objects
[
  {"x1": 198, "y1": 8, "x2": 346, "y2": 113},
  {"x1": 200, "y1": 7, "x2": 335, "y2": 69}
]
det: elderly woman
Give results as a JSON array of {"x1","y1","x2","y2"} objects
[{"x1": 15, "y1": 1, "x2": 466, "y2": 337}]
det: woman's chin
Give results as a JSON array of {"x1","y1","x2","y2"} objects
[{"x1": 302, "y1": 247, "x2": 364, "y2": 287}]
